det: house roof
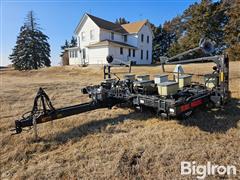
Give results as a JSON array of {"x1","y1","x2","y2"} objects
[
  {"x1": 86, "y1": 13, "x2": 127, "y2": 34},
  {"x1": 65, "y1": 46, "x2": 80, "y2": 50},
  {"x1": 87, "y1": 40, "x2": 137, "y2": 49},
  {"x1": 75, "y1": 13, "x2": 149, "y2": 35},
  {"x1": 121, "y1": 20, "x2": 148, "y2": 33}
]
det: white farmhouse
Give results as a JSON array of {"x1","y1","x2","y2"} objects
[{"x1": 67, "y1": 13, "x2": 153, "y2": 65}]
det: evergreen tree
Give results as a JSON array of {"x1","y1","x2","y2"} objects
[
  {"x1": 223, "y1": 0, "x2": 240, "y2": 61},
  {"x1": 60, "y1": 40, "x2": 70, "y2": 66},
  {"x1": 64, "y1": 40, "x2": 69, "y2": 48},
  {"x1": 151, "y1": 0, "x2": 239, "y2": 61},
  {"x1": 70, "y1": 36, "x2": 77, "y2": 47},
  {"x1": 163, "y1": 15, "x2": 184, "y2": 45},
  {"x1": 60, "y1": 36, "x2": 77, "y2": 66},
  {"x1": 167, "y1": 0, "x2": 228, "y2": 56},
  {"x1": 162, "y1": 16, "x2": 185, "y2": 57},
  {"x1": 9, "y1": 11, "x2": 51, "y2": 70},
  {"x1": 152, "y1": 24, "x2": 162, "y2": 62},
  {"x1": 115, "y1": 17, "x2": 129, "y2": 24},
  {"x1": 60, "y1": 40, "x2": 70, "y2": 57},
  {"x1": 152, "y1": 24, "x2": 174, "y2": 62},
  {"x1": 167, "y1": 1, "x2": 212, "y2": 55}
]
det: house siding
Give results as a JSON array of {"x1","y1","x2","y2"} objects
[
  {"x1": 77, "y1": 16, "x2": 100, "y2": 48},
  {"x1": 100, "y1": 30, "x2": 123, "y2": 42},
  {"x1": 72, "y1": 15, "x2": 102, "y2": 64},
  {"x1": 127, "y1": 34, "x2": 138, "y2": 47},
  {"x1": 88, "y1": 46, "x2": 109, "y2": 64},
  {"x1": 69, "y1": 50, "x2": 81, "y2": 65},
  {"x1": 68, "y1": 14, "x2": 153, "y2": 66},
  {"x1": 109, "y1": 46, "x2": 133, "y2": 63},
  {"x1": 136, "y1": 24, "x2": 152, "y2": 64}
]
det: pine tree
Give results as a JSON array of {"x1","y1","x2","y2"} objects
[
  {"x1": 151, "y1": 0, "x2": 239, "y2": 61},
  {"x1": 163, "y1": 16, "x2": 184, "y2": 44},
  {"x1": 115, "y1": 17, "x2": 129, "y2": 25},
  {"x1": 70, "y1": 36, "x2": 77, "y2": 47},
  {"x1": 167, "y1": 0, "x2": 228, "y2": 56},
  {"x1": 152, "y1": 24, "x2": 174, "y2": 61},
  {"x1": 152, "y1": 24, "x2": 162, "y2": 62},
  {"x1": 224, "y1": 0, "x2": 240, "y2": 61},
  {"x1": 60, "y1": 36, "x2": 77, "y2": 65},
  {"x1": 60, "y1": 40, "x2": 70, "y2": 66},
  {"x1": 9, "y1": 11, "x2": 51, "y2": 70},
  {"x1": 60, "y1": 40, "x2": 70, "y2": 57},
  {"x1": 168, "y1": 0, "x2": 212, "y2": 54},
  {"x1": 162, "y1": 16, "x2": 185, "y2": 57},
  {"x1": 64, "y1": 40, "x2": 69, "y2": 48}
]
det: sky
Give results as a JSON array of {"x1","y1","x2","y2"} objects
[{"x1": 0, "y1": 0, "x2": 201, "y2": 66}]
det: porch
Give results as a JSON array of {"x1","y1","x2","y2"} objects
[{"x1": 66, "y1": 47, "x2": 89, "y2": 66}]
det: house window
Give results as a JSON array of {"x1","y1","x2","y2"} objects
[
  {"x1": 81, "y1": 32, "x2": 86, "y2": 41},
  {"x1": 141, "y1": 34, "x2": 144, "y2": 42},
  {"x1": 141, "y1": 50, "x2": 143, "y2": 59},
  {"x1": 70, "y1": 51, "x2": 75, "y2": 58},
  {"x1": 111, "y1": 32, "x2": 114, "y2": 40},
  {"x1": 71, "y1": 50, "x2": 78, "y2": 58},
  {"x1": 90, "y1": 30, "x2": 95, "y2": 40},
  {"x1": 133, "y1": 49, "x2": 135, "y2": 57},
  {"x1": 124, "y1": 35, "x2": 127, "y2": 42},
  {"x1": 120, "y1": 47, "x2": 123, "y2": 55},
  {"x1": 147, "y1": 36, "x2": 149, "y2": 43},
  {"x1": 128, "y1": 49, "x2": 131, "y2": 57},
  {"x1": 146, "y1": 50, "x2": 148, "y2": 60}
]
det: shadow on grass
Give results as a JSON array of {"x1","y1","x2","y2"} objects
[
  {"x1": 45, "y1": 98, "x2": 240, "y2": 144},
  {"x1": 178, "y1": 98, "x2": 240, "y2": 133},
  {"x1": 45, "y1": 110, "x2": 154, "y2": 144}
]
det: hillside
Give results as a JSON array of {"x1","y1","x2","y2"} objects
[{"x1": 1, "y1": 62, "x2": 240, "y2": 179}]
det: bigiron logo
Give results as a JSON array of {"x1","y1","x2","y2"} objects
[{"x1": 181, "y1": 161, "x2": 237, "y2": 179}]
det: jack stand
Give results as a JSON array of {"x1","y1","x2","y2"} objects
[
  {"x1": 33, "y1": 116, "x2": 38, "y2": 140},
  {"x1": 51, "y1": 120, "x2": 54, "y2": 129}
]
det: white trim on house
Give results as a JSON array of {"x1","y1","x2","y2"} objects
[
  {"x1": 137, "y1": 22, "x2": 154, "y2": 37},
  {"x1": 67, "y1": 13, "x2": 153, "y2": 65},
  {"x1": 74, "y1": 14, "x2": 88, "y2": 35}
]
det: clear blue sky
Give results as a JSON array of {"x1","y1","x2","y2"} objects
[{"x1": 1, "y1": 0, "x2": 201, "y2": 66}]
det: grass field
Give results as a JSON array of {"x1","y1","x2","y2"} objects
[{"x1": 1, "y1": 62, "x2": 240, "y2": 179}]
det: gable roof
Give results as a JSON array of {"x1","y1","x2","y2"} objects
[
  {"x1": 121, "y1": 20, "x2": 148, "y2": 34},
  {"x1": 74, "y1": 13, "x2": 149, "y2": 35},
  {"x1": 86, "y1": 13, "x2": 127, "y2": 34}
]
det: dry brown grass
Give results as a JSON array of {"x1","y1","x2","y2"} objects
[{"x1": 0, "y1": 62, "x2": 240, "y2": 179}]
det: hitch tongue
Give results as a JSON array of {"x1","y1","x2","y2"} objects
[{"x1": 10, "y1": 87, "x2": 55, "y2": 136}]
